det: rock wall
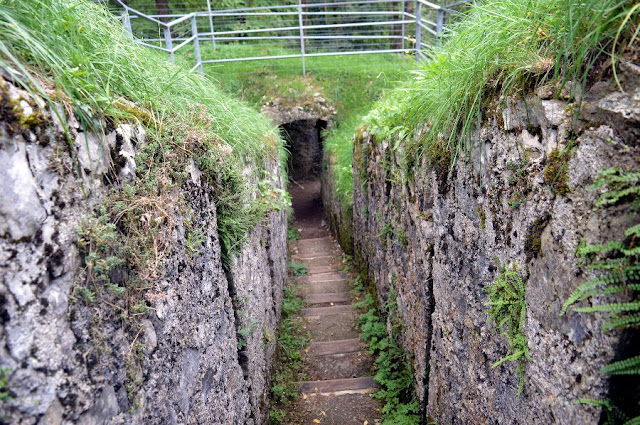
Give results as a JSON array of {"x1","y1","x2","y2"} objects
[
  {"x1": 0, "y1": 74, "x2": 287, "y2": 424},
  {"x1": 351, "y1": 63, "x2": 639, "y2": 423}
]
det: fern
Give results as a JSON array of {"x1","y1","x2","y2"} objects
[
  {"x1": 599, "y1": 356, "x2": 640, "y2": 375},
  {"x1": 579, "y1": 398, "x2": 634, "y2": 425},
  {"x1": 486, "y1": 264, "x2": 529, "y2": 396},
  {"x1": 574, "y1": 301, "x2": 640, "y2": 314},
  {"x1": 356, "y1": 291, "x2": 419, "y2": 424},
  {"x1": 563, "y1": 168, "x2": 640, "y2": 423},
  {"x1": 603, "y1": 313, "x2": 640, "y2": 332}
]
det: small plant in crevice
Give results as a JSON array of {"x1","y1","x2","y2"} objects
[
  {"x1": 268, "y1": 283, "x2": 309, "y2": 425},
  {"x1": 524, "y1": 215, "x2": 550, "y2": 262},
  {"x1": 506, "y1": 158, "x2": 532, "y2": 210},
  {"x1": 237, "y1": 319, "x2": 260, "y2": 351},
  {"x1": 561, "y1": 168, "x2": 640, "y2": 423},
  {"x1": 376, "y1": 221, "x2": 409, "y2": 248},
  {"x1": 544, "y1": 144, "x2": 576, "y2": 195},
  {"x1": 287, "y1": 261, "x2": 308, "y2": 276},
  {"x1": 0, "y1": 367, "x2": 13, "y2": 403},
  {"x1": 485, "y1": 263, "x2": 530, "y2": 397},
  {"x1": 355, "y1": 289, "x2": 420, "y2": 425},
  {"x1": 185, "y1": 209, "x2": 206, "y2": 260},
  {"x1": 287, "y1": 227, "x2": 300, "y2": 242}
]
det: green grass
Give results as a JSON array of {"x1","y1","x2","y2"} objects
[
  {"x1": 0, "y1": 1, "x2": 282, "y2": 161},
  {"x1": 364, "y1": 0, "x2": 639, "y2": 162}
]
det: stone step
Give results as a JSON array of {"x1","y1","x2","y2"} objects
[
  {"x1": 304, "y1": 311, "x2": 359, "y2": 342},
  {"x1": 309, "y1": 339, "x2": 365, "y2": 356},
  {"x1": 307, "y1": 265, "x2": 343, "y2": 274},
  {"x1": 299, "y1": 279, "x2": 351, "y2": 296},
  {"x1": 296, "y1": 236, "x2": 335, "y2": 245},
  {"x1": 304, "y1": 292, "x2": 352, "y2": 305},
  {"x1": 303, "y1": 304, "x2": 353, "y2": 317},
  {"x1": 302, "y1": 272, "x2": 346, "y2": 283},
  {"x1": 300, "y1": 393, "x2": 381, "y2": 425},
  {"x1": 291, "y1": 255, "x2": 338, "y2": 268},
  {"x1": 294, "y1": 243, "x2": 341, "y2": 257},
  {"x1": 305, "y1": 350, "x2": 374, "y2": 381},
  {"x1": 297, "y1": 376, "x2": 379, "y2": 395}
]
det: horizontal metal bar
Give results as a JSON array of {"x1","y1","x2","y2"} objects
[
  {"x1": 212, "y1": 26, "x2": 298, "y2": 36},
  {"x1": 137, "y1": 40, "x2": 170, "y2": 52},
  {"x1": 190, "y1": 62, "x2": 202, "y2": 73},
  {"x1": 198, "y1": 10, "x2": 403, "y2": 18},
  {"x1": 305, "y1": 48, "x2": 409, "y2": 58},
  {"x1": 204, "y1": 35, "x2": 405, "y2": 41},
  {"x1": 148, "y1": 0, "x2": 411, "y2": 16},
  {"x1": 202, "y1": 48, "x2": 408, "y2": 65},
  {"x1": 208, "y1": 19, "x2": 413, "y2": 37},
  {"x1": 404, "y1": 13, "x2": 439, "y2": 28},
  {"x1": 171, "y1": 34, "x2": 197, "y2": 52},
  {"x1": 303, "y1": 10, "x2": 403, "y2": 16},
  {"x1": 300, "y1": 19, "x2": 415, "y2": 31},
  {"x1": 418, "y1": 21, "x2": 438, "y2": 36},
  {"x1": 114, "y1": 0, "x2": 167, "y2": 26},
  {"x1": 202, "y1": 54, "x2": 303, "y2": 64},
  {"x1": 167, "y1": 12, "x2": 196, "y2": 28},
  {"x1": 416, "y1": 0, "x2": 442, "y2": 10},
  {"x1": 205, "y1": 11, "x2": 297, "y2": 17}
]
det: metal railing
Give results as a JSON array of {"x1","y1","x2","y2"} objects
[{"x1": 110, "y1": 0, "x2": 469, "y2": 75}]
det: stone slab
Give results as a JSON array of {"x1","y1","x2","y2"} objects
[
  {"x1": 297, "y1": 376, "x2": 379, "y2": 394},
  {"x1": 304, "y1": 292, "x2": 352, "y2": 305},
  {"x1": 309, "y1": 339, "x2": 365, "y2": 356},
  {"x1": 303, "y1": 305, "x2": 353, "y2": 317}
]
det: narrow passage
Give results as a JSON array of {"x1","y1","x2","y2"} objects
[{"x1": 288, "y1": 180, "x2": 381, "y2": 424}]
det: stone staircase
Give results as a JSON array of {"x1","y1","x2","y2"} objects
[{"x1": 290, "y1": 234, "x2": 381, "y2": 424}]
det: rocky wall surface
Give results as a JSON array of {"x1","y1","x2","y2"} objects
[
  {"x1": 0, "y1": 74, "x2": 287, "y2": 424},
  {"x1": 351, "y1": 63, "x2": 640, "y2": 424}
]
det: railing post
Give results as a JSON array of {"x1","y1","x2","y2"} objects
[
  {"x1": 415, "y1": 0, "x2": 422, "y2": 61},
  {"x1": 297, "y1": 0, "x2": 306, "y2": 76},
  {"x1": 436, "y1": 8, "x2": 444, "y2": 46},
  {"x1": 122, "y1": 12, "x2": 133, "y2": 37},
  {"x1": 401, "y1": 0, "x2": 406, "y2": 56},
  {"x1": 206, "y1": 0, "x2": 216, "y2": 50},
  {"x1": 192, "y1": 15, "x2": 203, "y2": 76},
  {"x1": 164, "y1": 25, "x2": 174, "y2": 64}
]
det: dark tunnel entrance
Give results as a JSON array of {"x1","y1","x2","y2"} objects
[
  {"x1": 281, "y1": 119, "x2": 327, "y2": 182},
  {"x1": 280, "y1": 118, "x2": 328, "y2": 239}
]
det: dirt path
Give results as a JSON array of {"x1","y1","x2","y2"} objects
[{"x1": 287, "y1": 180, "x2": 381, "y2": 424}]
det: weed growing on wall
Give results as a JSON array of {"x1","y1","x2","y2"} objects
[
  {"x1": 355, "y1": 290, "x2": 420, "y2": 425},
  {"x1": 485, "y1": 264, "x2": 530, "y2": 396},
  {"x1": 562, "y1": 168, "x2": 640, "y2": 422}
]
